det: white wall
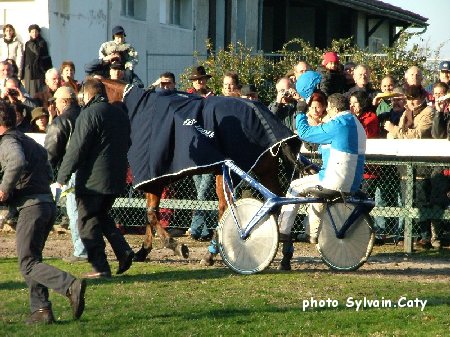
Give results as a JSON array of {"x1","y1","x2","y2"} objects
[
  {"x1": 48, "y1": 0, "x2": 108, "y2": 82},
  {"x1": 0, "y1": 0, "x2": 51, "y2": 55}
]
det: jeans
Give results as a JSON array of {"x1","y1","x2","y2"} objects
[
  {"x1": 190, "y1": 174, "x2": 214, "y2": 239},
  {"x1": 66, "y1": 173, "x2": 87, "y2": 258}
]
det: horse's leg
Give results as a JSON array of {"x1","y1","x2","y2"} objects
[
  {"x1": 200, "y1": 174, "x2": 227, "y2": 266},
  {"x1": 134, "y1": 191, "x2": 189, "y2": 261},
  {"x1": 134, "y1": 192, "x2": 159, "y2": 261}
]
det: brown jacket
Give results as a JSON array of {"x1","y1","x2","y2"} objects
[{"x1": 387, "y1": 104, "x2": 433, "y2": 139}]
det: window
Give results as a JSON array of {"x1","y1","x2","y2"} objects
[
  {"x1": 121, "y1": 0, "x2": 147, "y2": 21},
  {"x1": 159, "y1": 0, "x2": 192, "y2": 29}
]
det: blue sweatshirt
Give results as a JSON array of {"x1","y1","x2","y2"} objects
[{"x1": 296, "y1": 111, "x2": 366, "y2": 192}]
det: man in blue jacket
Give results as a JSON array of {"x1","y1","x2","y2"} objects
[{"x1": 278, "y1": 93, "x2": 367, "y2": 270}]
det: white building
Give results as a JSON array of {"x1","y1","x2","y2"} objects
[{"x1": 1, "y1": 0, "x2": 427, "y2": 86}]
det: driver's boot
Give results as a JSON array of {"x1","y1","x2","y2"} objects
[{"x1": 279, "y1": 240, "x2": 294, "y2": 271}]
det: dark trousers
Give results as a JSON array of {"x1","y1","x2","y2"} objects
[
  {"x1": 16, "y1": 202, "x2": 75, "y2": 313},
  {"x1": 76, "y1": 194, "x2": 131, "y2": 273}
]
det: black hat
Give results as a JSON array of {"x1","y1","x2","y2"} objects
[
  {"x1": 189, "y1": 66, "x2": 212, "y2": 80},
  {"x1": 404, "y1": 85, "x2": 425, "y2": 100},
  {"x1": 240, "y1": 84, "x2": 257, "y2": 96},
  {"x1": 112, "y1": 25, "x2": 126, "y2": 38},
  {"x1": 28, "y1": 24, "x2": 41, "y2": 32}
]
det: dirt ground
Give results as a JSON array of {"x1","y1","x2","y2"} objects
[{"x1": 1, "y1": 228, "x2": 449, "y2": 282}]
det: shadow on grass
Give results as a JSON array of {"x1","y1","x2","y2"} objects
[
  {"x1": 266, "y1": 251, "x2": 450, "y2": 278},
  {"x1": 85, "y1": 267, "x2": 232, "y2": 286}
]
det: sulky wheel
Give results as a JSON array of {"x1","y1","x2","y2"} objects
[
  {"x1": 317, "y1": 202, "x2": 375, "y2": 271},
  {"x1": 217, "y1": 198, "x2": 279, "y2": 275}
]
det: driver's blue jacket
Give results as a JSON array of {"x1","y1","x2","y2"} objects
[{"x1": 296, "y1": 111, "x2": 366, "y2": 193}]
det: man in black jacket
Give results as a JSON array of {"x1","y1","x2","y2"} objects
[
  {"x1": 55, "y1": 78, "x2": 134, "y2": 278},
  {"x1": 44, "y1": 86, "x2": 87, "y2": 262},
  {"x1": 0, "y1": 101, "x2": 86, "y2": 324}
]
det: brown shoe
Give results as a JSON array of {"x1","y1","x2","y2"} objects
[
  {"x1": 26, "y1": 307, "x2": 55, "y2": 325},
  {"x1": 67, "y1": 279, "x2": 87, "y2": 319},
  {"x1": 117, "y1": 250, "x2": 134, "y2": 275},
  {"x1": 82, "y1": 271, "x2": 112, "y2": 279}
]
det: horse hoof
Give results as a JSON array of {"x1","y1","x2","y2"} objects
[
  {"x1": 133, "y1": 247, "x2": 150, "y2": 262},
  {"x1": 175, "y1": 244, "x2": 189, "y2": 258},
  {"x1": 200, "y1": 252, "x2": 214, "y2": 266}
]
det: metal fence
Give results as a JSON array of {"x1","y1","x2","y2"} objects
[{"x1": 53, "y1": 157, "x2": 450, "y2": 253}]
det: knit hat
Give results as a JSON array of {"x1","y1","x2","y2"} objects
[
  {"x1": 296, "y1": 71, "x2": 322, "y2": 101},
  {"x1": 322, "y1": 52, "x2": 339, "y2": 66}
]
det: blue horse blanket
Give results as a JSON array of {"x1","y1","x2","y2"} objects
[{"x1": 124, "y1": 86, "x2": 297, "y2": 192}]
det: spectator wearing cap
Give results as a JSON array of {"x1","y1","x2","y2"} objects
[
  {"x1": 21, "y1": 24, "x2": 53, "y2": 96},
  {"x1": 109, "y1": 62, "x2": 125, "y2": 81},
  {"x1": 98, "y1": 26, "x2": 142, "y2": 87},
  {"x1": 384, "y1": 84, "x2": 432, "y2": 139},
  {"x1": 30, "y1": 107, "x2": 49, "y2": 133},
  {"x1": 98, "y1": 25, "x2": 138, "y2": 71},
  {"x1": 240, "y1": 84, "x2": 259, "y2": 101},
  {"x1": 186, "y1": 66, "x2": 213, "y2": 97},
  {"x1": 44, "y1": 86, "x2": 87, "y2": 262},
  {"x1": 186, "y1": 66, "x2": 216, "y2": 241},
  {"x1": 317, "y1": 51, "x2": 346, "y2": 97},
  {"x1": 437, "y1": 61, "x2": 450, "y2": 86}
]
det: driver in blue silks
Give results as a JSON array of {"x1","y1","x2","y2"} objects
[{"x1": 278, "y1": 92, "x2": 367, "y2": 271}]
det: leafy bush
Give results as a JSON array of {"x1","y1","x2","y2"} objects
[{"x1": 179, "y1": 34, "x2": 433, "y2": 105}]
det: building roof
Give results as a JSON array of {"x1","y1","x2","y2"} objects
[{"x1": 326, "y1": 0, "x2": 428, "y2": 27}]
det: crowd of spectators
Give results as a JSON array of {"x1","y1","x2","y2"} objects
[{"x1": 1, "y1": 23, "x2": 449, "y2": 249}]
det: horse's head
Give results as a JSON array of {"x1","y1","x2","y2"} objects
[
  {"x1": 78, "y1": 77, "x2": 127, "y2": 105},
  {"x1": 100, "y1": 78, "x2": 127, "y2": 103}
]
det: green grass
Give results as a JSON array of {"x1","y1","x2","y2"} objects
[{"x1": 0, "y1": 256, "x2": 449, "y2": 337}]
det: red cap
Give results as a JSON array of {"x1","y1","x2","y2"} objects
[{"x1": 322, "y1": 52, "x2": 339, "y2": 66}]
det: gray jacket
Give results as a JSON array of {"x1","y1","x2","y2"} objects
[{"x1": 0, "y1": 129, "x2": 53, "y2": 208}]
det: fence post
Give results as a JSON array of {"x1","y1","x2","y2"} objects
[{"x1": 403, "y1": 163, "x2": 414, "y2": 253}]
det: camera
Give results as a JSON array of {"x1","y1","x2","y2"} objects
[
  {"x1": 7, "y1": 89, "x2": 19, "y2": 97},
  {"x1": 280, "y1": 89, "x2": 292, "y2": 98}
]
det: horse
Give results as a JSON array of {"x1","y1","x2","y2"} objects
[{"x1": 98, "y1": 78, "x2": 301, "y2": 265}]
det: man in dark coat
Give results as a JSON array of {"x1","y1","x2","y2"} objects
[
  {"x1": 44, "y1": 86, "x2": 87, "y2": 262},
  {"x1": 0, "y1": 101, "x2": 86, "y2": 324},
  {"x1": 55, "y1": 78, "x2": 134, "y2": 278}
]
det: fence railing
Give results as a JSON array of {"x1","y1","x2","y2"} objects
[{"x1": 45, "y1": 139, "x2": 449, "y2": 254}]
